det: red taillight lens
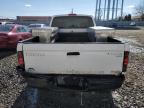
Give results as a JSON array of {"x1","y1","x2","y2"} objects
[
  {"x1": 18, "y1": 51, "x2": 24, "y2": 65},
  {"x1": 123, "y1": 51, "x2": 129, "y2": 72},
  {"x1": 123, "y1": 52, "x2": 129, "y2": 65}
]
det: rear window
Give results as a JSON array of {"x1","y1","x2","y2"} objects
[
  {"x1": 51, "y1": 16, "x2": 94, "y2": 28},
  {"x1": 0, "y1": 25, "x2": 14, "y2": 32}
]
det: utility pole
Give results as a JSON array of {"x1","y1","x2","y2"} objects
[
  {"x1": 112, "y1": 0, "x2": 115, "y2": 20},
  {"x1": 95, "y1": 0, "x2": 124, "y2": 21},
  {"x1": 121, "y1": 0, "x2": 124, "y2": 18},
  {"x1": 107, "y1": 0, "x2": 111, "y2": 20},
  {"x1": 95, "y1": 0, "x2": 99, "y2": 21},
  {"x1": 115, "y1": 0, "x2": 118, "y2": 19},
  {"x1": 98, "y1": 0, "x2": 101, "y2": 20},
  {"x1": 103, "y1": 0, "x2": 107, "y2": 20}
]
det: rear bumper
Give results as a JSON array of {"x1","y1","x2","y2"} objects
[{"x1": 17, "y1": 67, "x2": 125, "y2": 91}]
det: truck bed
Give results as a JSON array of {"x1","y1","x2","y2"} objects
[
  {"x1": 21, "y1": 36, "x2": 121, "y2": 43},
  {"x1": 17, "y1": 36, "x2": 126, "y2": 75}
]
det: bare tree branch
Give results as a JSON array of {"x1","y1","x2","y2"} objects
[{"x1": 135, "y1": 1, "x2": 144, "y2": 20}]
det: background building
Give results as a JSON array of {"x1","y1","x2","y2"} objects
[
  {"x1": 132, "y1": 15, "x2": 144, "y2": 21},
  {"x1": 0, "y1": 17, "x2": 15, "y2": 24},
  {"x1": 16, "y1": 16, "x2": 51, "y2": 25}
]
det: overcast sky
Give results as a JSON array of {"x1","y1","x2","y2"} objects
[{"x1": 0, "y1": 0, "x2": 142, "y2": 18}]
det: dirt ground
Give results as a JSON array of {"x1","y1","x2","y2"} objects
[{"x1": 114, "y1": 29, "x2": 144, "y2": 46}]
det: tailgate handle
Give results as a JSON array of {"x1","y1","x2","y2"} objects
[{"x1": 67, "y1": 52, "x2": 80, "y2": 56}]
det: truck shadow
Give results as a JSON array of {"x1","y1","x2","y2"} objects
[
  {"x1": 12, "y1": 87, "x2": 119, "y2": 108},
  {"x1": 0, "y1": 49, "x2": 16, "y2": 60}
]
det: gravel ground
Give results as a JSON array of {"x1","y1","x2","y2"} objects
[
  {"x1": 0, "y1": 49, "x2": 15, "y2": 60},
  {"x1": 113, "y1": 53, "x2": 144, "y2": 108},
  {"x1": 114, "y1": 29, "x2": 144, "y2": 46},
  {"x1": 0, "y1": 29, "x2": 144, "y2": 108},
  {"x1": 0, "y1": 53, "x2": 26, "y2": 108}
]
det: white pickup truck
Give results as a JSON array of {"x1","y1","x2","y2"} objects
[{"x1": 17, "y1": 14, "x2": 129, "y2": 91}]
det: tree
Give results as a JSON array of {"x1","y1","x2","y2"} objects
[
  {"x1": 135, "y1": 1, "x2": 144, "y2": 20},
  {"x1": 124, "y1": 15, "x2": 128, "y2": 21},
  {"x1": 127, "y1": 14, "x2": 132, "y2": 21},
  {"x1": 141, "y1": 14, "x2": 144, "y2": 20},
  {"x1": 124, "y1": 14, "x2": 131, "y2": 21}
]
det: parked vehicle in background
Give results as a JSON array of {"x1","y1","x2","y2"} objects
[
  {"x1": 28, "y1": 24, "x2": 47, "y2": 29},
  {"x1": 0, "y1": 22, "x2": 15, "y2": 25},
  {"x1": 0, "y1": 24, "x2": 32, "y2": 48},
  {"x1": 130, "y1": 22, "x2": 136, "y2": 26}
]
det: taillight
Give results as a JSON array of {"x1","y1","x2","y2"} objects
[
  {"x1": 122, "y1": 51, "x2": 129, "y2": 72},
  {"x1": 18, "y1": 51, "x2": 24, "y2": 65}
]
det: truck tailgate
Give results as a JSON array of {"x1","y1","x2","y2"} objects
[{"x1": 22, "y1": 44, "x2": 125, "y2": 75}]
